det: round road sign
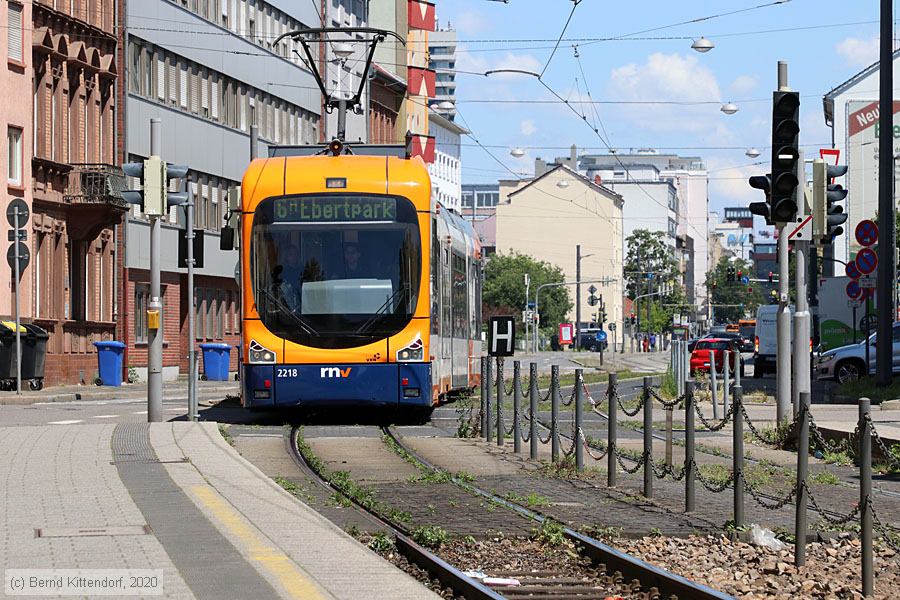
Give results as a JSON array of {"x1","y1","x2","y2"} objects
[
  {"x1": 5, "y1": 198, "x2": 29, "y2": 227},
  {"x1": 856, "y1": 248, "x2": 878, "y2": 275},
  {"x1": 6, "y1": 242, "x2": 29, "y2": 273},
  {"x1": 855, "y1": 220, "x2": 878, "y2": 247},
  {"x1": 846, "y1": 261, "x2": 861, "y2": 279},
  {"x1": 846, "y1": 280, "x2": 862, "y2": 300}
]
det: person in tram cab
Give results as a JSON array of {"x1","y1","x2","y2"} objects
[{"x1": 343, "y1": 242, "x2": 363, "y2": 278}]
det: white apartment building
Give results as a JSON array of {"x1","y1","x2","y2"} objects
[
  {"x1": 428, "y1": 109, "x2": 466, "y2": 213},
  {"x1": 428, "y1": 22, "x2": 456, "y2": 121}
]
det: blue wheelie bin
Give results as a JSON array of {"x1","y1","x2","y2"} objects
[
  {"x1": 199, "y1": 343, "x2": 232, "y2": 381},
  {"x1": 94, "y1": 341, "x2": 126, "y2": 386}
]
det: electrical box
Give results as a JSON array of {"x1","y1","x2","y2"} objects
[
  {"x1": 143, "y1": 156, "x2": 167, "y2": 216},
  {"x1": 147, "y1": 309, "x2": 160, "y2": 330}
]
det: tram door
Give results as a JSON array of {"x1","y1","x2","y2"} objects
[{"x1": 450, "y1": 251, "x2": 468, "y2": 388}]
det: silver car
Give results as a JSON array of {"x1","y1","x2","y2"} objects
[{"x1": 815, "y1": 323, "x2": 900, "y2": 383}]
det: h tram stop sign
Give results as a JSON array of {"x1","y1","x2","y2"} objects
[{"x1": 488, "y1": 316, "x2": 516, "y2": 357}]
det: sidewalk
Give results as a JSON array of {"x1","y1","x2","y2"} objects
[
  {"x1": 0, "y1": 378, "x2": 239, "y2": 406},
  {"x1": 0, "y1": 423, "x2": 436, "y2": 599}
]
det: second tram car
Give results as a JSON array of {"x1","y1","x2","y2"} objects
[{"x1": 237, "y1": 144, "x2": 481, "y2": 418}]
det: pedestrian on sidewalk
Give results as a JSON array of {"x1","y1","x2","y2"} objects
[
  {"x1": 649, "y1": 333, "x2": 657, "y2": 352},
  {"x1": 642, "y1": 336, "x2": 649, "y2": 353}
]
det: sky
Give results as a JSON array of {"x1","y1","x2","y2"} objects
[{"x1": 436, "y1": 0, "x2": 892, "y2": 217}]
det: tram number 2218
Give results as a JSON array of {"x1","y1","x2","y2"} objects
[{"x1": 276, "y1": 368, "x2": 299, "y2": 378}]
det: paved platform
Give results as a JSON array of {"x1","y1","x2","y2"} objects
[
  {"x1": 0, "y1": 380, "x2": 239, "y2": 406},
  {"x1": 0, "y1": 423, "x2": 437, "y2": 599}
]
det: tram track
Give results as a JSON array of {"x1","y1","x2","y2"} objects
[{"x1": 380, "y1": 426, "x2": 734, "y2": 600}]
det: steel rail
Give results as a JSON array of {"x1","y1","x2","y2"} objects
[
  {"x1": 382, "y1": 426, "x2": 735, "y2": 600},
  {"x1": 286, "y1": 427, "x2": 503, "y2": 600}
]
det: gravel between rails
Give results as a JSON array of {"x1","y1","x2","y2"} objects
[{"x1": 616, "y1": 534, "x2": 900, "y2": 599}]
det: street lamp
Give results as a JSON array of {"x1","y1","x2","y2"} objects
[
  {"x1": 720, "y1": 102, "x2": 739, "y2": 115},
  {"x1": 510, "y1": 147, "x2": 525, "y2": 158},
  {"x1": 557, "y1": 180, "x2": 570, "y2": 188},
  {"x1": 691, "y1": 37, "x2": 715, "y2": 53},
  {"x1": 434, "y1": 100, "x2": 455, "y2": 112},
  {"x1": 746, "y1": 148, "x2": 761, "y2": 158},
  {"x1": 331, "y1": 42, "x2": 354, "y2": 102}
]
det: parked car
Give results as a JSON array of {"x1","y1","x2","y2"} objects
[
  {"x1": 687, "y1": 338, "x2": 700, "y2": 352},
  {"x1": 815, "y1": 322, "x2": 900, "y2": 383},
  {"x1": 700, "y1": 330, "x2": 751, "y2": 354},
  {"x1": 577, "y1": 328, "x2": 608, "y2": 352},
  {"x1": 690, "y1": 338, "x2": 744, "y2": 377}
]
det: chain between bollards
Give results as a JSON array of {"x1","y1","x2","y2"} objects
[
  {"x1": 513, "y1": 361, "x2": 522, "y2": 454},
  {"x1": 794, "y1": 390, "x2": 810, "y2": 567},
  {"x1": 642, "y1": 376, "x2": 653, "y2": 498},
  {"x1": 860, "y1": 397, "x2": 873, "y2": 598},
  {"x1": 733, "y1": 385, "x2": 745, "y2": 530},
  {"x1": 575, "y1": 369, "x2": 584, "y2": 472},
  {"x1": 608, "y1": 372, "x2": 617, "y2": 487},
  {"x1": 496, "y1": 357, "x2": 504, "y2": 447},
  {"x1": 550, "y1": 365, "x2": 560, "y2": 463},
  {"x1": 684, "y1": 380, "x2": 695, "y2": 513},
  {"x1": 529, "y1": 363, "x2": 538, "y2": 459}
]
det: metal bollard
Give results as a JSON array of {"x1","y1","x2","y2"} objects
[
  {"x1": 735, "y1": 352, "x2": 741, "y2": 389},
  {"x1": 575, "y1": 369, "x2": 584, "y2": 472},
  {"x1": 496, "y1": 358, "x2": 504, "y2": 447},
  {"x1": 710, "y1": 349, "x2": 719, "y2": 419},
  {"x1": 480, "y1": 357, "x2": 487, "y2": 437},
  {"x1": 733, "y1": 385, "x2": 745, "y2": 530},
  {"x1": 685, "y1": 380, "x2": 695, "y2": 513},
  {"x1": 643, "y1": 376, "x2": 653, "y2": 498},
  {"x1": 723, "y1": 350, "x2": 730, "y2": 416},
  {"x1": 795, "y1": 390, "x2": 810, "y2": 566},
  {"x1": 513, "y1": 361, "x2": 522, "y2": 454},
  {"x1": 860, "y1": 397, "x2": 873, "y2": 597},
  {"x1": 608, "y1": 372, "x2": 618, "y2": 487},
  {"x1": 485, "y1": 358, "x2": 493, "y2": 442},
  {"x1": 551, "y1": 365, "x2": 560, "y2": 463},
  {"x1": 529, "y1": 363, "x2": 538, "y2": 460}
]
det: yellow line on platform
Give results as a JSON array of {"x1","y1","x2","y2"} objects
[{"x1": 191, "y1": 485, "x2": 328, "y2": 600}]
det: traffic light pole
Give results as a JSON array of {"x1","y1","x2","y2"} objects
[
  {"x1": 148, "y1": 118, "x2": 163, "y2": 423},
  {"x1": 793, "y1": 239, "x2": 810, "y2": 417},
  {"x1": 186, "y1": 184, "x2": 197, "y2": 421},
  {"x1": 775, "y1": 61, "x2": 791, "y2": 425},
  {"x1": 877, "y1": 0, "x2": 895, "y2": 386},
  {"x1": 576, "y1": 245, "x2": 581, "y2": 350}
]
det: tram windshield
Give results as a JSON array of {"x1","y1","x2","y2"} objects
[{"x1": 250, "y1": 194, "x2": 421, "y2": 349}]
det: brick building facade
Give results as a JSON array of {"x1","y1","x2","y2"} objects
[{"x1": 30, "y1": 0, "x2": 123, "y2": 386}]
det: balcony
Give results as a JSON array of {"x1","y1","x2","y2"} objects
[{"x1": 62, "y1": 164, "x2": 127, "y2": 241}]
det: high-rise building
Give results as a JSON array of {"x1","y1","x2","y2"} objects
[
  {"x1": 121, "y1": 0, "x2": 322, "y2": 381},
  {"x1": 428, "y1": 21, "x2": 456, "y2": 121}
]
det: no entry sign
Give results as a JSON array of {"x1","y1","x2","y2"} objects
[
  {"x1": 846, "y1": 280, "x2": 862, "y2": 300},
  {"x1": 856, "y1": 248, "x2": 878, "y2": 275},
  {"x1": 855, "y1": 220, "x2": 878, "y2": 247}
]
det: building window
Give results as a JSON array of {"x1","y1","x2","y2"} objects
[
  {"x1": 7, "y1": 126, "x2": 22, "y2": 186},
  {"x1": 195, "y1": 287, "x2": 205, "y2": 340},
  {"x1": 135, "y1": 285, "x2": 149, "y2": 343},
  {"x1": 7, "y1": 2, "x2": 23, "y2": 64}
]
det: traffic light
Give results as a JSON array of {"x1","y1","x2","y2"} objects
[
  {"x1": 747, "y1": 286, "x2": 753, "y2": 294},
  {"x1": 812, "y1": 158, "x2": 848, "y2": 245},
  {"x1": 749, "y1": 174, "x2": 773, "y2": 225},
  {"x1": 736, "y1": 270, "x2": 743, "y2": 281},
  {"x1": 770, "y1": 91, "x2": 800, "y2": 224},
  {"x1": 121, "y1": 158, "x2": 189, "y2": 216}
]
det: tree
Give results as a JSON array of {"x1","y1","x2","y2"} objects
[
  {"x1": 706, "y1": 256, "x2": 764, "y2": 324},
  {"x1": 624, "y1": 229, "x2": 686, "y2": 333},
  {"x1": 482, "y1": 252, "x2": 571, "y2": 332}
]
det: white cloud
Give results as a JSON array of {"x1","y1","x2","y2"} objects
[
  {"x1": 454, "y1": 10, "x2": 488, "y2": 35},
  {"x1": 836, "y1": 36, "x2": 880, "y2": 68},
  {"x1": 729, "y1": 75, "x2": 757, "y2": 95},
  {"x1": 605, "y1": 53, "x2": 723, "y2": 135},
  {"x1": 520, "y1": 119, "x2": 537, "y2": 136},
  {"x1": 706, "y1": 156, "x2": 760, "y2": 211}
]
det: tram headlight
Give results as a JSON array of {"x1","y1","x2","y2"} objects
[
  {"x1": 248, "y1": 340, "x2": 276, "y2": 364},
  {"x1": 396, "y1": 338, "x2": 424, "y2": 362}
]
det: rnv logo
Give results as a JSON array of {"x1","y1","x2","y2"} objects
[{"x1": 320, "y1": 367, "x2": 352, "y2": 378}]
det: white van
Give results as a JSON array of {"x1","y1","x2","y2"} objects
[{"x1": 753, "y1": 304, "x2": 794, "y2": 377}]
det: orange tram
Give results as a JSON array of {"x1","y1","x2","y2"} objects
[{"x1": 232, "y1": 142, "x2": 482, "y2": 419}]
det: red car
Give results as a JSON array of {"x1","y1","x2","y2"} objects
[{"x1": 690, "y1": 338, "x2": 744, "y2": 377}]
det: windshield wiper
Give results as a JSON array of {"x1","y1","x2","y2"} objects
[
  {"x1": 353, "y1": 285, "x2": 410, "y2": 336},
  {"x1": 256, "y1": 285, "x2": 319, "y2": 337}
]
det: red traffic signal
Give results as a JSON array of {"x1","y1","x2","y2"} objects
[{"x1": 768, "y1": 271, "x2": 774, "y2": 283}]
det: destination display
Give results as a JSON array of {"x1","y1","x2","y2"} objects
[{"x1": 274, "y1": 196, "x2": 397, "y2": 222}]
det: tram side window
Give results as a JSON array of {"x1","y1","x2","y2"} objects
[
  {"x1": 451, "y1": 252, "x2": 467, "y2": 338},
  {"x1": 431, "y1": 218, "x2": 440, "y2": 335}
]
